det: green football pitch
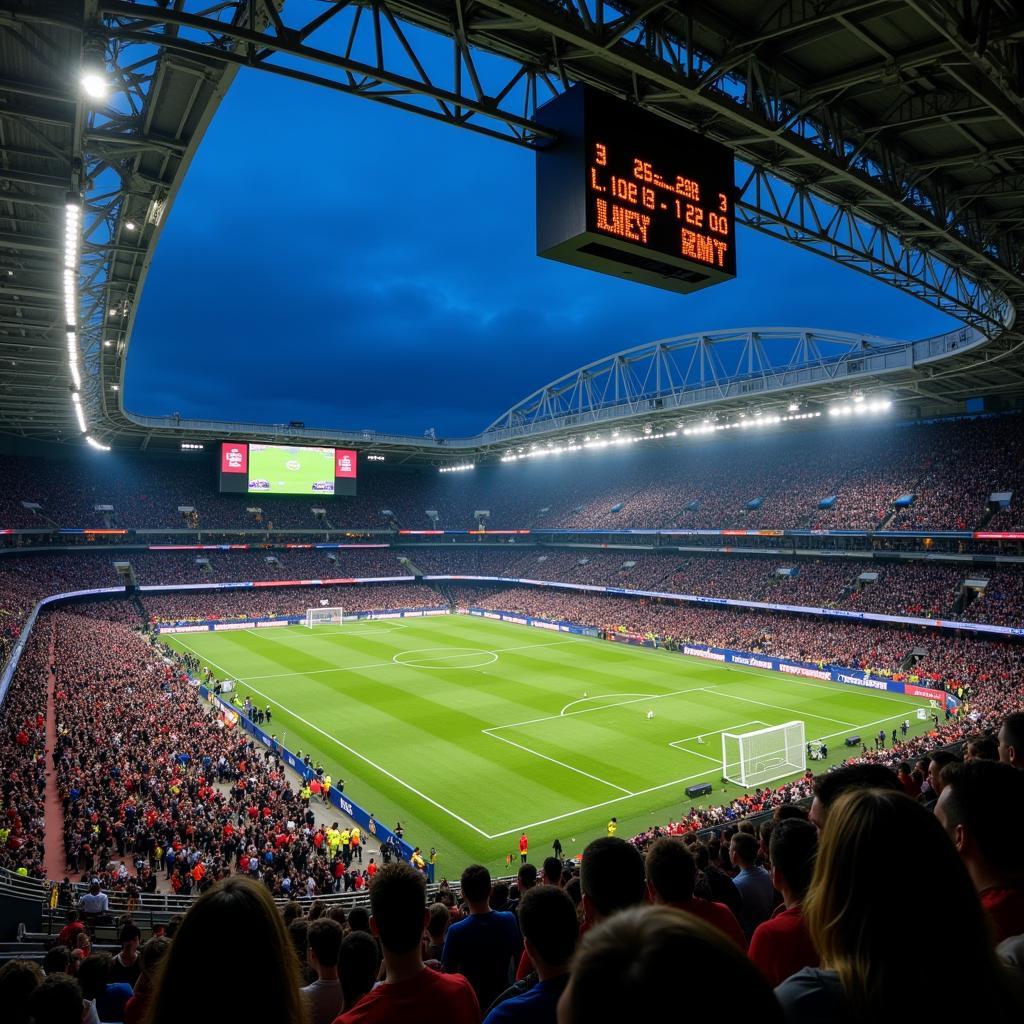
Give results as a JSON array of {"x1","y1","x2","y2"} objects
[{"x1": 164, "y1": 615, "x2": 934, "y2": 874}]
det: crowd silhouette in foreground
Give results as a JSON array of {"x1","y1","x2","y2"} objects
[{"x1": 3, "y1": 747, "x2": 1023, "y2": 1023}]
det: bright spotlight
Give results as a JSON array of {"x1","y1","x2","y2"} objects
[{"x1": 81, "y1": 72, "x2": 109, "y2": 100}]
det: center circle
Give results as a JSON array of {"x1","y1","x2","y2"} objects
[{"x1": 393, "y1": 647, "x2": 499, "y2": 669}]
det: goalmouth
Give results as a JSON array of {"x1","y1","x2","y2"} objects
[
  {"x1": 722, "y1": 720, "x2": 806, "y2": 788},
  {"x1": 304, "y1": 606, "x2": 344, "y2": 628}
]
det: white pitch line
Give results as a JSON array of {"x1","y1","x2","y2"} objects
[
  {"x1": 748, "y1": 671, "x2": 925, "y2": 708},
  {"x1": 245, "y1": 660, "x2": 400, "y2": 681},
  {"x1": 493, "y1": 685, "x2": 711, "y2": 732},
  {"x1": 481, "y1": 730, "x2": 633, "y2": 795},
  {"x1": 702, "y1": 686, "x2": 857, "y2": 728},
  {"x1": 486, "y1": 766, "x2": 726, "y2": 839},
  {"x1": 669, "y1": 720, "x2": 765, "y2": 750},
  {"x1": 238, "y1": 638, "x2": 581, "y2": 682},
  {"x1": 817, "y1": 710, "x2": 930, "y2": 745},
  {"x1": 560, "y1": 692, "x2": 659, "y2": 716},
  {"x1": 170, "y1": 637, "x2": 495, "y2": 839}
]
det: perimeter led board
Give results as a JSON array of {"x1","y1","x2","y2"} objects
[{"x1": 536, "y1": 85, "x2": 737, "y2": 294}]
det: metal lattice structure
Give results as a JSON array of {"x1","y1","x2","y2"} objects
[{"x1": 1, "y1": 0, "x2": 1023, "y2": 457}]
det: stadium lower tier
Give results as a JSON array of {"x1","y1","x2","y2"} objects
[
  {"x1": 2, "y1": 546, "x2": 1022, "y2": 673},
  {"x1": 1, "y1": 580, "x2": 1021, "y2": 884}
]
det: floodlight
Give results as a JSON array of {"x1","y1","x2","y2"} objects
[{"x1": 81, "y1": 71, "x2": 109, "y2": 100}]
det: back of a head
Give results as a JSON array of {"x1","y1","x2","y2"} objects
[
  {"x1": 729, "y1": 831, "x2": 758, "y2": 867},
  {"x1": 645, "y1": 837, "x2": 697, "y2": 903},
  {"x1": 518, "y1": 885, "x2": 577, "y2": 969},
  {"x1": 76, "y1": 954, "x2": 110, "y2": 1001},
  {"x1": 347, "y1": 906, "x2": 371, "y2": 933},
  {"x1": 43, "y1": 945, "x2": 71, "y2": 976},
  {"x1": 0, "y1": 959, "x2": 44, "y2": 1024},
  {"x1": 811, "y1": 764, "x2": 900, "y2": 827},
  {"x1": 542, "y1": 856, "x2": 562, "y2": 885},
  {"x1": 146, "y1": 875, "x2": 304, "y2": 1024},
  {"x1": 966, "y1": 734, "x2": 1000, "y2": 761},
  {"x1": 308, "y1": 917, "x2": 344, "y2": 968},
  {"x1": 805, "y1": 788, "x2": 1016, "y2": 1018},
  {"x1": 580, "y1": 837, "x2": 646, "y2": 919},
  {"x1": 517, "y1": 862, "x2": 538, "y2": 890},
  {"x1": 460, "y1": 863, "x2": 491, "y2": 906},
  {"x1": 370, "y1": 861, "x2": 427, "y2": 954},
  {"x1": 427, "y1": 902, "x2": 450, "y2": 941},
  {"x1": 562, "y1": 905, "x2": 782, "y2": 1022},
  {"x1": 288, "y1": 918, "x2": 309, "y2": 963},
  {"x1": 773, "y1": 803, "x2": 809, "y2": 823},
  {"x1": 937, "y1": 759, "x2": 1024, "y2": 874},
  {"x1": 27, "y1": 973, "x2": 83, "y2": 1024},
  {"x1": 1000, "y1": 712, "x2": 1024, "y2": 766},
  {"x1": 769, "y1": 818, "x2": 818, "y2": 900},
  {"x1": 338, "y1": 930, "x2": 381, "y2": 1009},
  {"x1": 139, "y1": 936, "x2": 171, "y2": 978}
]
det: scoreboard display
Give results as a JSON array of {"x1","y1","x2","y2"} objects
[
  {"x1": 536, "y1": 85, "x2": 737, "y2": 294},
  {"x1": 219, "y1": 442, "x2": 358, "y2": 496}
]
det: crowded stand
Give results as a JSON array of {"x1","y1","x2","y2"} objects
[
  {"x1": 2, "y1": 424, "x2": 1024, "y2": 1024},
  {"x1": 0, "y1": 616, "x2": 49, "y2": 879},
  {"x1": 842, "y1": 563, "x2": 962, "y2": 617},
  {"x1": 0, "y1": 590, "x2": 1022, "y2": 1023},
  {"x1": 2, "y1": 547, "x2": 1022, "y2": 668},
  {"x1": 447, "y1": 584, "x2": 1023, "y2": 690},
  {"x1": 44, "y1": 611, "x2": 404, "y2": 901},
  {"x1": 2, "y1": 412, "x2": 1022, "y2": 534},
  {"x1": 138, "y1": 584, "x2": 445, "y2": 624}
]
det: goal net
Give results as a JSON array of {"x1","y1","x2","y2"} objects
[
  {"x1": 722, "y1": 720, "x2": 806, "y2": 788},
  {"x1": 304, "y1": 606, "x2": 344, "y2": 628}
]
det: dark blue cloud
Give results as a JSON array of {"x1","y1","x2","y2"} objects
[{"x1": 127, "y1": 66, "x2": 957, "y2": 437}]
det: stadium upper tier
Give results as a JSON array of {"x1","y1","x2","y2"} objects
[{"x1": 1, "y1": 413, "x2": 1022, "y2": 533}]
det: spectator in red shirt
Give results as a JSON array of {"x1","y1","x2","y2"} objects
[
  {"x1": 56, "y1": 910, "x2": 84, "y2": 950},
  {"x1": 935, "y1": 759, "x2": 1024, "y2": 943},
  {"x1": 557, "y1": 905, "x2": 782, "y2": 1021},
  {"x1": 644, "y1": 836, "x2": 746, "y2": 950},
  {"x1": 749, "y1": 818, "x2": 819, "y2": 985},
  {"x1": 336, "y1": 861, "x2": 480, "y2": 1024},
  {"x1": 146, "y1": 876, "x2": 306, "y2": 1024}
]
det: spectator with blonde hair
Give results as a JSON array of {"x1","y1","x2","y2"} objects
[{"x1": 776, "y1": 788, "x2": 1023, "y2": 1022}]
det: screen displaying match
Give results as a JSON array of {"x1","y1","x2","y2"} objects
[{"x1": 219, "y1": 442, "x2": 358, "y2": 496}]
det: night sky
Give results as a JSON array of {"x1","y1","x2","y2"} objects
[{"x1": 127, "y1": 66, "x2": 957, "y2": 438}]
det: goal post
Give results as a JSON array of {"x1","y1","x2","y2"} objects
[
  {"x1": 722, "y1": 720, "x2": 806, "y2": 788},
  {"x1": 304, "y1": 606, "x2": 344, "y2": 628}
]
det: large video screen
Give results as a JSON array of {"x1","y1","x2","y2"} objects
[
  {"x1": 219, "y1": 443, "x2": 358, "y2": 496},
  {"x1": 248, "y1": 444, "x2": 335, "y2": 494}
]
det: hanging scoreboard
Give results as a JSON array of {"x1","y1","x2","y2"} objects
[{"x1": 536, "y1": 85, "x2": 737, "y2": 294}]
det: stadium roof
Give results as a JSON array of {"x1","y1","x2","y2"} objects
[{"x1": 1, "y1": 0, "x2": 1023, "y2": 462}]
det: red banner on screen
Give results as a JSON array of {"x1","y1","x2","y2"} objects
[
  {"x1": 335, "y1": 449, "x2": 357, "y2": 478},
  {"x1": 221, "y1": 442, "x2": 248, "y2": 474}
]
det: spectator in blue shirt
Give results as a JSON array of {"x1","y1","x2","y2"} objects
[
  {"x1": 729, "y1": 832, "x2": 775, "y2": 939},
  {"x1": 442, "y1": 864, "x2": 522, "y2": 1009},
  {"x1": 484, "y1": 884, "x2": 576, "y2": 1024}
]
